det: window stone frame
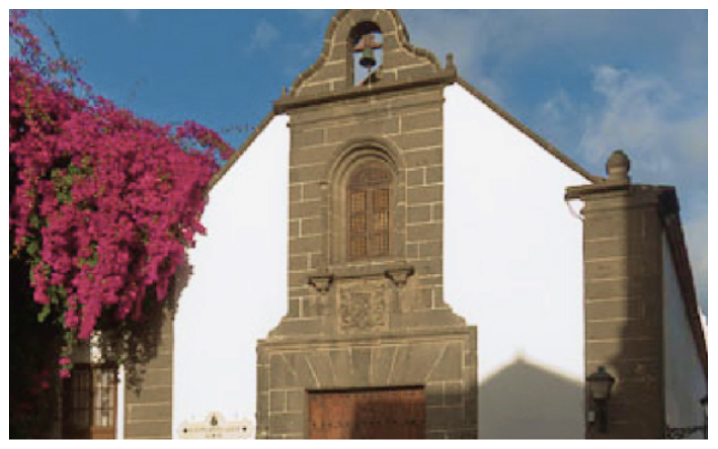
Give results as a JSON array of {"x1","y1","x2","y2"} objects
[{"x1": 325, "y1": 139, "x2": 406, "y2": 269}]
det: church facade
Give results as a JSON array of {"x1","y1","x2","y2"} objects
[{"x1": 60, "y1": 10, "x2": 707, "y2": 439}]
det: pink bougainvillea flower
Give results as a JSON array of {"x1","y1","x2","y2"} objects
[{"x1": 9, "y1": 10, "x2": 234, "y2": 377}]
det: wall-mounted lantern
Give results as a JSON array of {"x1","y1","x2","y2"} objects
[{"x1": 586, "y1": 366, "x2": 616, "y2": 433}]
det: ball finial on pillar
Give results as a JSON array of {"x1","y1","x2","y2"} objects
[{"x1": 606, "y1": 150, "x2": 631, "y2": 184}]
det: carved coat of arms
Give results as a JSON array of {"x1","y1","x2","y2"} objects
[{"x1": 338, "y1": 287, "x2": 388, "y2": 333}]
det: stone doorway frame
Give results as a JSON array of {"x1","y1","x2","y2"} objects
[{"x1": 256, "y1": 327, "x2": 477, "y2": 439}]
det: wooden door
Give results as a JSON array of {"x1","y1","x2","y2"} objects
[{"x1": 308, "y1": 387, "x2": 425, "y2": 439}]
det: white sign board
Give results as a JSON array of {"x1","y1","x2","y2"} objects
[{"x1": 178, "y1": 413, "x2": 254, "y2": 439}]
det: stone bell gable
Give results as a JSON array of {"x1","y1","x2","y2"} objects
[
  {"x1": 256, "y1": 9, "x2": 477, "y2": 439},
  {"x1": 285, "y1": 9, "x2": 449, "y2": 100}
]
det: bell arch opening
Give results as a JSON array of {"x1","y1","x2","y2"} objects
[{"x1": 347, "y1": 21, "x2": 383, "y2": 86}]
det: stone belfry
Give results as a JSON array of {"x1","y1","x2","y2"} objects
[{"x1": 256, "y1": 10, "x2": 477, "y2": 439}]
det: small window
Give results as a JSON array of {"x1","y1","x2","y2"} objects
[
  {"x1": 348, "y1": 163, "x2": 392, "y2": 260},
  {"x1": 63, "y1": 364, "x2": 117, "y2": 439}
]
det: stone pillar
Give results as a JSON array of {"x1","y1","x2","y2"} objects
[
  {"x1": 123, "y1": 314, "x2": 174, "y2": 439},
  {"x1": 567, "y1": 150, "x2": 666, "y2": 439}
]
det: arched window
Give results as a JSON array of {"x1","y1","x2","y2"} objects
[{"x1": 347, "y1": 162, "x2": 392, "y2": 260}]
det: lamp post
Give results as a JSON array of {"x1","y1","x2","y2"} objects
[{"x1": 586, "y1": 366, "x2": 616, "y2": 434}]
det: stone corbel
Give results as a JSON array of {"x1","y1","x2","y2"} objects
[
  {"x1": 385, "y1": 266, "x2": 414, "y2": 288},
  {"x1": 308, "y1": 274, "x2": 333, "y2": 293}
]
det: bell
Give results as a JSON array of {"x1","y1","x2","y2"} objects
[{"x1": 359, "y1": 47, "x2": 377, "y2": 69}]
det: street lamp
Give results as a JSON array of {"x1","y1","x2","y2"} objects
[{"x1": 586, "y1": 366, "x2": 616, "y2": 433}]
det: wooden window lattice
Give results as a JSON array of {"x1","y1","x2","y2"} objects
[
  {"x1": 348, "y1": 164, "x2": 391, "y2": 260},
  {"x1": 63, "y1": 364, "x2": 117, "y2": 439}
]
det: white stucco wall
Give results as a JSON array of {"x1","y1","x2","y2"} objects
[
  {"x1": 116, "y1": 365, "x2": 125, "y2": 439},
  {"x1": 444, "y1": 84, "x2": 588, "y2": 438},
  {"x1": 172, "y1": 115, "x2": 289, "y2": 438},
  {"x1": 663, "y1": 236, "x2": 707, "y2": 437},
  {"x1": 172, "y1": 85, "x2": 591, "y2": 438}
]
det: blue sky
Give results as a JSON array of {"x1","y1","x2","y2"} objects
[{"x1": 14, "y1": 9, "x2": 708, "y2": 315}]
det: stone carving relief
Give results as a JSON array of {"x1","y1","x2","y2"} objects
[{"x1": 337, "y1": 281, "x2": 389, "y2": 333}]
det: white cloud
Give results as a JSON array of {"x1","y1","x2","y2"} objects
[
  {"x1": 122, "y1": 10, "x2": 141, "y2": 24},
  {"x1": 400, "y1": 11, "x2": 708, "y2": 315},
  {"x1": 533, "y1": 89, "x2": 581, "y2": 152},
  {"x1": 574, "y1": 65, "x2": 708, "y2": 315},
  {"x1": 579, "y1": 66, "x2": 678, "y2": 165},
  {"x1": 577, "y1": 65, "x2": 707, "y2": 187},
  {"x1": 246, "y1": 19, "x2": 280, "y2": 54},
  {"x1": 401, "y1": 10, "x2": 652, "y2": 102},
  {"x1": 401, "y1": 10, "x2": 505, "y2": 100},
  {"x1": 294, "y1": 10, "x2": 331, "y2": 24}
]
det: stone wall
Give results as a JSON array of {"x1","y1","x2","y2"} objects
[
  {"x1": 124, "y1": 315, "x2": 174, "y2": 439},
  {"x1": 568, "y1": 153, "x2": 666, "y2": 439},
  {"x1": 278, "y1": 85, "x2": 452, "y2": 333},
  {"x1": 257, "y1": 9, "x2": 476, "y2": 439},
  {"x1": 257, "y1": 329, "x2": 477, "y2": 439}
]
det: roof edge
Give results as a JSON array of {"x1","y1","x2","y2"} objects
[
  {"x1": 455, "y1": 76, "x2": 600, "y2": 184},
  {"x1": 208, "y1": 110, "x2": 278, "y2": 191},
  {"x1": 658, "y1": 187, "x2": 708, "y2": 379}
]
